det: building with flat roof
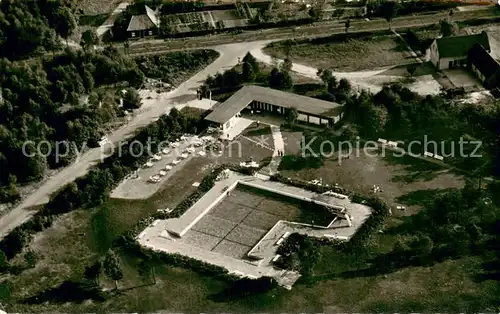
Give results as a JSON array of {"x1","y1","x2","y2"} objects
[{"x1": 204, "y1": 85, "x2": 342, "y2": 132}]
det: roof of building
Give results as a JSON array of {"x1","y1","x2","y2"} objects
[
  {"x1": 145, "y1": 4, "x2": 159, "y2": 27},
  {"x1": 468, "y1": 44, "x2": 500, "y2": 79},
  {"x1": 436, "y1": 31, "x2": 490, "y2": 59},
  {"x1": 127, "y1": 5, "x2": 158, "y2": 31},
  {"x1": 204, "y1": 85, "x2": 342, "y2": 124}
]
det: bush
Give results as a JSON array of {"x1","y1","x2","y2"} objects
[
  {"x1": 278, "y1": 155, "x2": 323, "y2": 171},
  {"x1": 270, "y1": 173, "x2": 349, "y2": 195}
]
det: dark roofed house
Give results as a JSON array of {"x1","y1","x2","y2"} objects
[
  {"x1": 468, "y1": 44, "x2": 500, "y2": 90},
  {"x1": 429, "y1": 31, "x2": 490, "y2": 70},
  {"x1": 205, "y1": 85, "x2": 342, "y2": 133},
  {"x1": 127, "y1": 5, "x2": 159, "y2": 38}
]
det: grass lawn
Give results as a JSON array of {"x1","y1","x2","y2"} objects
[{"x1": 263, "y1": 35, "x2": 413, "y2": 72}]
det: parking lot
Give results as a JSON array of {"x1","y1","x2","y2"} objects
[{"x1": 110, "y1": 135, "x2": 212, "y2": 199}]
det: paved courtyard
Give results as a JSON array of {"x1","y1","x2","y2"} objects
[{"x1": 442, "y1": 68, "x2": 484, "y2": 89}]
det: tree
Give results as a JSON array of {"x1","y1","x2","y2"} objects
[
  {"x1": 269, "y1": 68, "x2": 293, "y2": 90},
  {"x1": 103, "y1": 250, "x2": 123, "y2": 290},
  {"x1": 412, "y1": 235, "x2": 434, "y2": 257},
  {"x1": 308, "y1": 7, "x2": 322, "y2": 22},
  {"x1": 84, "y1": 261, "x2": 102, "y2": 286},
  {"x1": 0, "y1": 249, "x2": 8, "y2": 271},
  {"x1": 242, "y1": 60, "x2": 256, "y2": 82},
  {"x1": 317, "y1": 68, "x2": 333, "y2": 86},
  {"x1": 439, "y1": 19, "x2": 457, "y2": 37},
  {"x1": 380, "y1": 1, "x2": 399, "y2": 29},
  {"x1": 338, "y1": 78, "x2": 352, "y2": 93},
  {"x1": 345, "y1": 19, "x2": 351, "y2": 33},
  {"x1": 122, "y1": 88, "x2": 142, "y2": 109},
  {"x1": 407, "y1": 66, "x2": 417, "y2": 77},
  {"x1": 80, "y1": 30, "x2": 99, "y2": 52},
  {"x1": 286, "y1": 107, "x2": 299, "y2": 125},
  {"x1": 332, "y1": 8, "x2": 345, "y2": 19},
  {"x1": 125, "y1": 68, "x2": 145, "y2": 88},
  {"x1": 281, "y1": 57, "x2": 293, "y2": 73},
  {"x1": 242, "y1": 52, "x2": 259, "y2": 74},
  {"x1": 24, "y1": 250, "x2": 37, "y2": 268},
  {"x1": 54, "y1": 7, "x2": 77, "y2": 46},
  {"x1": 123, "y1": 39, "x2": 130, "y2": 55}
]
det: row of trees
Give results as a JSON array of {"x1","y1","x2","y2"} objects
[
  {"x1": 202, "y1": 52, "x2": 294, "y2": 95},
  {"x1": 340, "y1": 82, "x2": 500, "y2": 176}
]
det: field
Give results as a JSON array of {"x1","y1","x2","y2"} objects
[
  {"x1": 264, "y1": 35, "x2": 413, "y2": 72},
  {"x1": 77, "y1": 0, "x2": 122, "y2": 15}
]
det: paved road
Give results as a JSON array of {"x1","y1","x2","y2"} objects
[{"x1": 0, "y1": 41, "x2": 264, "y2": 239}]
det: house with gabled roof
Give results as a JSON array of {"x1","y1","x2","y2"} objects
[
  {"x1": 468, "y1": 43, "x2": 500, "y2": 90},
  {"x1": 127, "y1": 5, "x2": 160, "y2": 38},
  {"x1": 429, "y1": 31, "x2": 490, "y2": 70}
]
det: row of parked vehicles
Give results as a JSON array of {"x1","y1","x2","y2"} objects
[{"x1": 146, "y1": 135, "x2": 213, "y2": 183}]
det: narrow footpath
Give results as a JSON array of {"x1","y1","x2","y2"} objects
[{"x1": 259, "y1": 124, "x2": 285, "y2": 176}]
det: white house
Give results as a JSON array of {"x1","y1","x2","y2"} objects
[{"x1": 429, "y1": 31, "x2": 490, "y2": 70}]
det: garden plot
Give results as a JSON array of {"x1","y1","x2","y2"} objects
[{"x1": 165, "y1": 9, "x2": 252, "y2": 33}]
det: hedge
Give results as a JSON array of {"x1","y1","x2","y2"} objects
[
  {"x1": 117, "y1": 240, "x2": 240, "y2": 282},
  {"x1": 118, "y1": 164, "x2": 258, "y2": 243},
  {"x1": 270, "y1": 173, "x2": 350, "y2": 195},
  {"x1": 114, "y1": 164, "x2": 262, "y2": 281}
]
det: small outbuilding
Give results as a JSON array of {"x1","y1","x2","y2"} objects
[
  {"x1": 468, "y1": 43, "x2": 500, "y2": 90},
  {"x1": 127, "y1": 5, "x2": 160, "y2": 38}
]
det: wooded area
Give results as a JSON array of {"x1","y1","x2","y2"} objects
[{"x1": 0, "y1": 0, "x2": 218, "y2": 204}]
